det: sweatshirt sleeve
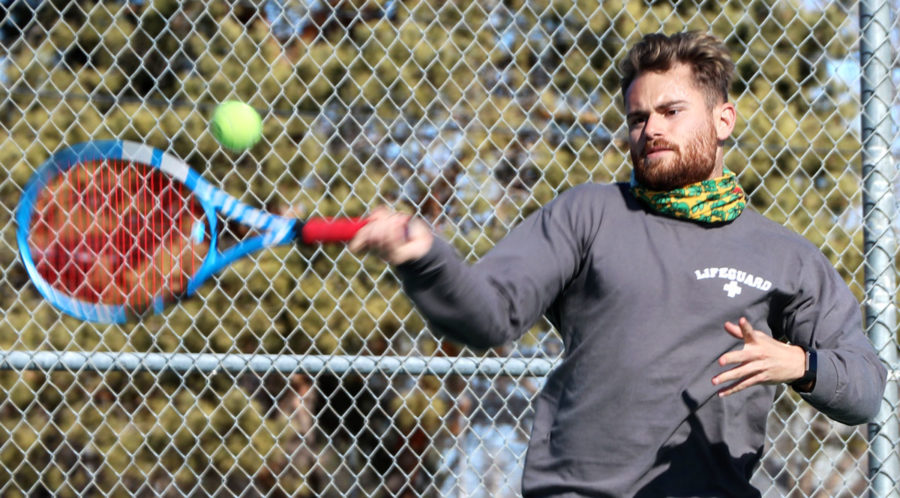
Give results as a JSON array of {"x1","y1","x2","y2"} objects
[
  {"x1": 780, "y1": 251, "x2": 888, "y2": 425},
  {"x1": 395, "y1": 187, "x2": 597, "y2": 349}
]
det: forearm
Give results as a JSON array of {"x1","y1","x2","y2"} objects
[
  {"x1": 391, "y1": 188, "x2": 592, "y2": 349},
  {"x1": 799, "y1": 346, "x2": 887, "y2": 425},
  {"x1": 781, "y1": 253, "x2": 889, "y2": 425},
  {"x1": 396, "y1": 238, "x2": 528, "y2": 349}
]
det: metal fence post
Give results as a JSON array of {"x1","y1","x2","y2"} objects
[{"x1": 859, "y1": 0, "x2": 900, "y2": 495}]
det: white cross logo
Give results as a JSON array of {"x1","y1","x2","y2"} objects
[{"x1": 723, "y1": 280, "x2": 742, "y2": 298}]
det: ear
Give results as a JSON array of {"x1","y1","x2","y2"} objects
[{"x1": 715, "y1": 102, "x2": 736, "y2": 141}]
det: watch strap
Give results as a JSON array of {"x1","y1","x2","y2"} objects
[{"x1": 791, "y1": 348, "x2": 817, "y2": 392}]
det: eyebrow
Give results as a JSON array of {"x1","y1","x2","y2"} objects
[
  {"x1": 626, "y1": 100, "x2": 690, "y2": 120},
  {"x1": 655, "y1": 99, "x2": 689, "y2": 109}
]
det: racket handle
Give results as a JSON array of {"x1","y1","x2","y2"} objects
[{"x1": 300, "y1": 217, "x2": 368, "y2": 244}]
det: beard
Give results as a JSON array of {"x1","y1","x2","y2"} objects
[{"x1": 631, "y1": 123, "x2": 718, "y2": 191}]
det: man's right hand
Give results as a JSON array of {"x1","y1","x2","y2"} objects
[{"x1": 349, "y1": 207, "x2": 434, "y2": 265}]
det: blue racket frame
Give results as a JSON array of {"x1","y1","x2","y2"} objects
[{"x1": 16, "y1": 140, "x2": 299, "y2": 323}]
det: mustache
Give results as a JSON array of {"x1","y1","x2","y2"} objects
[{"x1": 642, "y1": 138, "x2": 679, "y2": 157}]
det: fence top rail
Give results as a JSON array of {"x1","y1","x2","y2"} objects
[
  {"x1": 0, "y1": 350, "x2": 559, "y2": 377},
  {"x1": 5, "y1": 350, "x2": 899, "y2": 382}
]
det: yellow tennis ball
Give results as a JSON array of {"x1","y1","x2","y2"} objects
[{"x1": 211, "y1": 101, "x2": 262, "y2": 151}]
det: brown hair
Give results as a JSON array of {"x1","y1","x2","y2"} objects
[{"x1": 620, "y1": 32, "x2": 735, "y2": 107}]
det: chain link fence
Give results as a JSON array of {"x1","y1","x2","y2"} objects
[{"x1": 0, "y1": 0, "x2": 896, "y2": 496}]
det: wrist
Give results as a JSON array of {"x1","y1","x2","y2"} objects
[{"x1": 790, "y1": 347, "x2": 817, "y2": 393}]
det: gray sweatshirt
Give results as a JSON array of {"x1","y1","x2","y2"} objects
[{"x1": 397, "y1": 182, "x2": 887, "y2": 497}]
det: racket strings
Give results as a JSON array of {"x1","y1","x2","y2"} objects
[{"x1": 28, "y1": 159, "x2": 206, "y2": 311}]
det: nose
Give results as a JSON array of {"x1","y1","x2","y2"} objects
[{"x1": 643, "y1": 112, "x2": 665, "y2": 139}]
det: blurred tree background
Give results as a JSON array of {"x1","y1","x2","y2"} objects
[{"x1": 0, "y1": 0, "x2": 870, "y2": 496}]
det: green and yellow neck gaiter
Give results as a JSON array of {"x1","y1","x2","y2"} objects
[{"x1": 630, "y1": 169, "x2": 746, "y2": 224}]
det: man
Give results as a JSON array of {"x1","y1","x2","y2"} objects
[{"x1": 350, "y1": 32, "x2": 887, "y2": 497}]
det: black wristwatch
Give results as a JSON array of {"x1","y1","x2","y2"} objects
[{"x1": 790, "y1": 348, "x2": 817, "y2": 392}]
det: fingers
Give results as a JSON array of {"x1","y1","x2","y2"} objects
[
  {"x1": 713, "y1": 353, "x2": 764, "y2": 383},
  {"x1": 714, "y1": 317, "x2": 808, "y2": 396},
  {"x1": 349, "y1": 210, "x2": 409, "y2": 254},
  {"x1": 349, "y1": 207, "x2": 433, "y2": 265},
  {"x1": 717, "y1": 348, "x2": 754, "y2": 368},
  {"x1": 364, "y1": 206, "x2": 392, "y2": 223},
  {"x1": 717, "y1": 317, "x2": 765, "y2": 392},
  {"x1": 716, "y1": 371, "x2": 768, "y2": 397},
  {"x1": 723, "y1": 320, "x2": 743, "y2": 340},
  {"x1": 723, "y1": 317, "x2": 756, "y2": 341},
  {"x1": 713, "y1": 351, "x2": 777, "y2": 397}
]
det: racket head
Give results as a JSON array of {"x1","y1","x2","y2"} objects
[{"x1": 16, "y1": 140, "x2": 222, "y2": 323}]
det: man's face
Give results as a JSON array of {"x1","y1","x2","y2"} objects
[{"x1": 625, "y1": 63, "x2": 721, "y2": 191}]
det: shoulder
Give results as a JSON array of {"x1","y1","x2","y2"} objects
[
  {"x1": 542, "y1": 181, "x2": 639, "y2": 221},
  {"x1": 556, "y1": 181, "x2": 628, "y2": 197},
  {"x1": 736, "y1": 209, "x2": 822, "y2": 254},
  {"x1": 549, "y1": 182, "x2": 633, "y2": 211},
  {"x1": 516, "y1": 183, "x2": 632, "y2": 246},
  {"x1": 734, "y1": 209, "x2": 842, "y2": 286}
]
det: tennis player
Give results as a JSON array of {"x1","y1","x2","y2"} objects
[{"x1": 350, "y1": 31, "x2": 887, "y2": 497}]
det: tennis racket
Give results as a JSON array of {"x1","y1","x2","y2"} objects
[{"x1": 16, "y1": 140, "x2": 367, "y2": 323}]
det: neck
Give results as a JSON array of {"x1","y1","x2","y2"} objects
[
  {"x1": 629, "y1": 168, "x2": 746, "y2": 224},
  {"x1": 706, "y1": 164, "x2": 724, "y2": 181},
  {"x1": 705, "y1": 148, "x2": 726, "y2": 180}
]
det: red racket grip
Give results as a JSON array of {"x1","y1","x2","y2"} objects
[{"x1": 299, "y1": 217, "x2": 368, "y2": 244}]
